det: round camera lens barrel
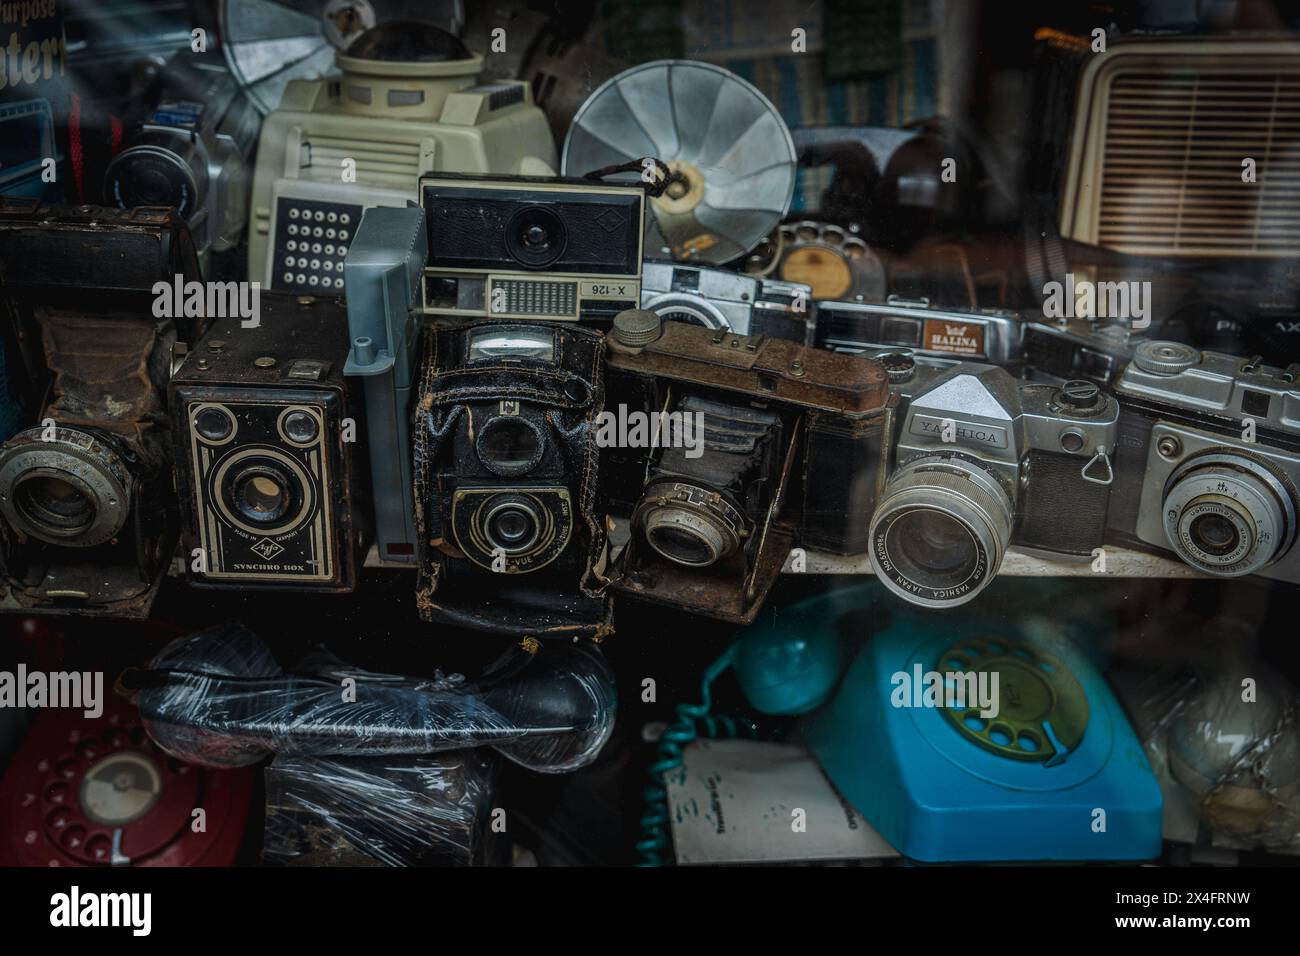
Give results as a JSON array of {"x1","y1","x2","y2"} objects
[{"x1": 867, "y1": 458, "x2": 1013, "y2": 608}]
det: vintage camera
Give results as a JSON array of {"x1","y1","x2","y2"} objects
[
  {"x1": 420, "y1": 173, "x2": 644, "y2": 322},
  {"x1": 1108, "y1": 341, "x2": 1300, "y2": 585},
  {"x1": 413, "y1": 321, "x2": 611, "y2": 637},
  {"x1": 343, "y1": 205, "x2": 427, "y2": 565},
  {"x1": 170, "y1": 294, "x2": 364, "y2": 592},
  {"x1": 639, "y1": 261, "x2": 812, "y2": 343},
  {"x1": 104, "y1": 53, "x2": 260, "y2": 275},
  {"x1": 249, "y1": 21, "x2": 557, "y2": 292},
  {"x1": 1023, "y1": 315, "x2": 1142, "y2": 387},
  {"x1": 868, "y1": 364, "x2": 1119, "y2": 608},
  {"x1": 603, "y1": 310, "x2": 895, "y2": 624},
  {"x1": 814, "y1": 296, "x2": 1026, "y2": 368},
  {"x1": 0, "y1": 201, "x2": 203, "y2": 617}
]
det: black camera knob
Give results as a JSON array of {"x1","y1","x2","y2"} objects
[
  {"x1": 612, "y1": 309, "x2": 663, "y2": 347},
  {"x1": 1058, "y1": 379, "x2": 1101, "y2": 409}
]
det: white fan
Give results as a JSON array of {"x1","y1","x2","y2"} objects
[
  {"x1": 219, "y1": 0, "x2": 464, "y2": 114},
  {"x1": 562, "y1": 60, "x2": 798, "y2": 266}
]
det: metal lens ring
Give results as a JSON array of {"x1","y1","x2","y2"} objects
[
  {"x1": 211, "y1": 447, "x2": 313, "y2": 537},
  {"x1": 868, "y1": 457, "x2": 1014, "y2": 608},
  {"x1": 481, "y1": 495, "x2": 546, "y2": 556},
  {"x1": 641, "y1": 292, "x2": 731, "y2": 331},
  {"x1": 0, "y1": 426, "x2": 132, "y2": 547},
  {"x1": 634, "y1": 481, "x2": 747, "y2": 568},
  {"x1": 457, "y1": 489, "x2": 567, "y2": 572},
  {"x1": 1161, "y1": 454, "x2": 1296, "y2": 576},
  {"x1": 104, "y1": 141, "x2": 204, "y2": 218}
]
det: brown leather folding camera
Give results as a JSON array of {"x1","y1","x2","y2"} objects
[{"x1": 602, "y1": 310, "x2": 895, "y2": 624}]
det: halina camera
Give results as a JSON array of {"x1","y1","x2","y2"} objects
[
  {"x1": 639, "y1": 261, "x2": 812, "y2": 343},
  {"x1": 248, "y1": 21, "x2": 557, "y2": 293},
  {"x1": 603, "y1": 309, "x2": 895, "y2": 624},
  {"x1": 104, "y1": 53, "x2": 260, "y2": 276},
  {"x1": 170, "y1": 294, "x2": 364, "y2": 592},
  {"x1": 868, "y1": 364, "x2": 1119, "y2": 609},
  {"x1": 1108, "y1": 340, "x2": 1300, "y2": 585},
  {"x1": 0, "y1": 201, "x2": 203, "y2": 617},
  {"x1": 413, "y1": 321, "x2": 611, "y2": 637},
  {"x1": 419, "y1": 172, "x2": 645, "y2": 322}
]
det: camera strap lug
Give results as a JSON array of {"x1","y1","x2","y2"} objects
[{"x1": 1081, "y1": 446, "x2": 1114, "y2": 486}]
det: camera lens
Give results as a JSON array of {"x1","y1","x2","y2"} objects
[
  {"x1": 1161, "y1": 454, "x2": 1295, "y2": 576},
  {"x1": 635, "y1": 481, "x2": 746, "y2": 568},
  {"x1": 476, "y1": 416, "x2": 544, "y2": 477},
  {"x1": 888, "y1": 508, "x2": 979, "y2": 588},
  {"x1": 103, "y1": 139, "x2": 204, "y2": 219},
  {"x1": 1188, "y1": 512, "x2": 1239, "y2": 557},
  {"x1": 868, "y1": 458, "x2": 1014, "y2": 608},
  {"x1": 14, "y1": 475, "x2": 96, "y2": 536},
  {"x1": 481, "y1": 495, "x2": 542, "y2": 555},
  {"x1": 234, "y1": 472, "x2": 291, "y2": 524},
  {"x1": 0, "y1": 428, "x2": 132, "y2": 548},
  {"x1": 216, "y1": 454, "x2": 309, "y2": 533},
  {"x1": 505, "y1": 206, "x2": 567, "y2": 269}
]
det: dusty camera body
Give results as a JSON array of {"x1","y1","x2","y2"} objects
[
  {"x1": 0, "y1": 201, "x2": 203, "y2": 617},
  {"x1": 170, "y1": 295, "x2": 364, "y2": 592},
  {"x1": 603, "y1": 310, "x2": 895, "y2": 625},
  {"x1": 814, "y1": 295, "x2": 1026, "y2": 368},
  {"x1": 104, "y1": 53, "x2": 260, "y2": 274},
  {"x1": 1109, "y1": 340, "x2": 1300, "y2": 584},
  {"x1": 248, "y1": 21, "x2": 557, "y2": 293},
  {"x1": 419, "y1": 173, "x2": 644, "y2": 322},
  {"x1": 1023, "y1": 315, "x2": 1142, "y2": 387},
  {"x1": 868, "y1": 362, "x2": 1119, "y2": 608},
  {"x1": 413, "y1": 321, "x2": 611, "y2": 637},
  {"x1": 639, "y1": 261, "x2": 813, "y2": 343}
]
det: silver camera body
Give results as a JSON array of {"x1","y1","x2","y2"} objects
[
  {"x1": 1112, "y1": 341, "x2": 1300, "y2": 583},
  {"x1": 639, "y1": 261, "x2": 813, "y2": 342},
  {"x1": 815, "y1": 296, "x2": 1026, "y2": 367},
  {"x1": 104, "y1": 55, "x2": 259, "y2": 270},
  {"x1": 869, "y1": 364, "x2": 1119, "y2": 608}
]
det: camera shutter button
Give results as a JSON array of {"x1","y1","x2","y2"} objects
[{"x1": 1059, "y1": 379, "x2": 1101, "y2": 409}]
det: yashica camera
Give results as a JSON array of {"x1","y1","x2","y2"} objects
[
  {"x1": 1108, "y1": 340, "x2": 1300, "y2": 584},
  {"x1": 104, "y1": 53, "x2": 259, "y2": 276},
  {"x1": 413, "y1": 320, "x2": 612, "y2": 637},
  {"x1": 868, "y1": 363, "x2": 1119, "y2": 608},
  {"x1": 248, "y1": 21, "x2": 557, "y2": 292},
  {"x1": 0, "y1": 201, "x2": 203, "y2": 617},
  {"x1": 639, "y1": 261, "x2": 813, "y2": 343},
  {"x1": 814, "y1": 295, "x2": 1026, "y2": 368},
  {"x1": 170, "y1": 294, "x2": 364, "y2": 592},
  {"x1": 419, "y1": 173, "x2": 644, "y2": 322},
  {"x1": 603, "y1": 309, "x2": 895, "y2": 624}
]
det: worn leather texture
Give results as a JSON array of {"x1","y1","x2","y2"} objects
[{"x1": 413, "y1": 321, "x2": 612, "y2": 638}]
